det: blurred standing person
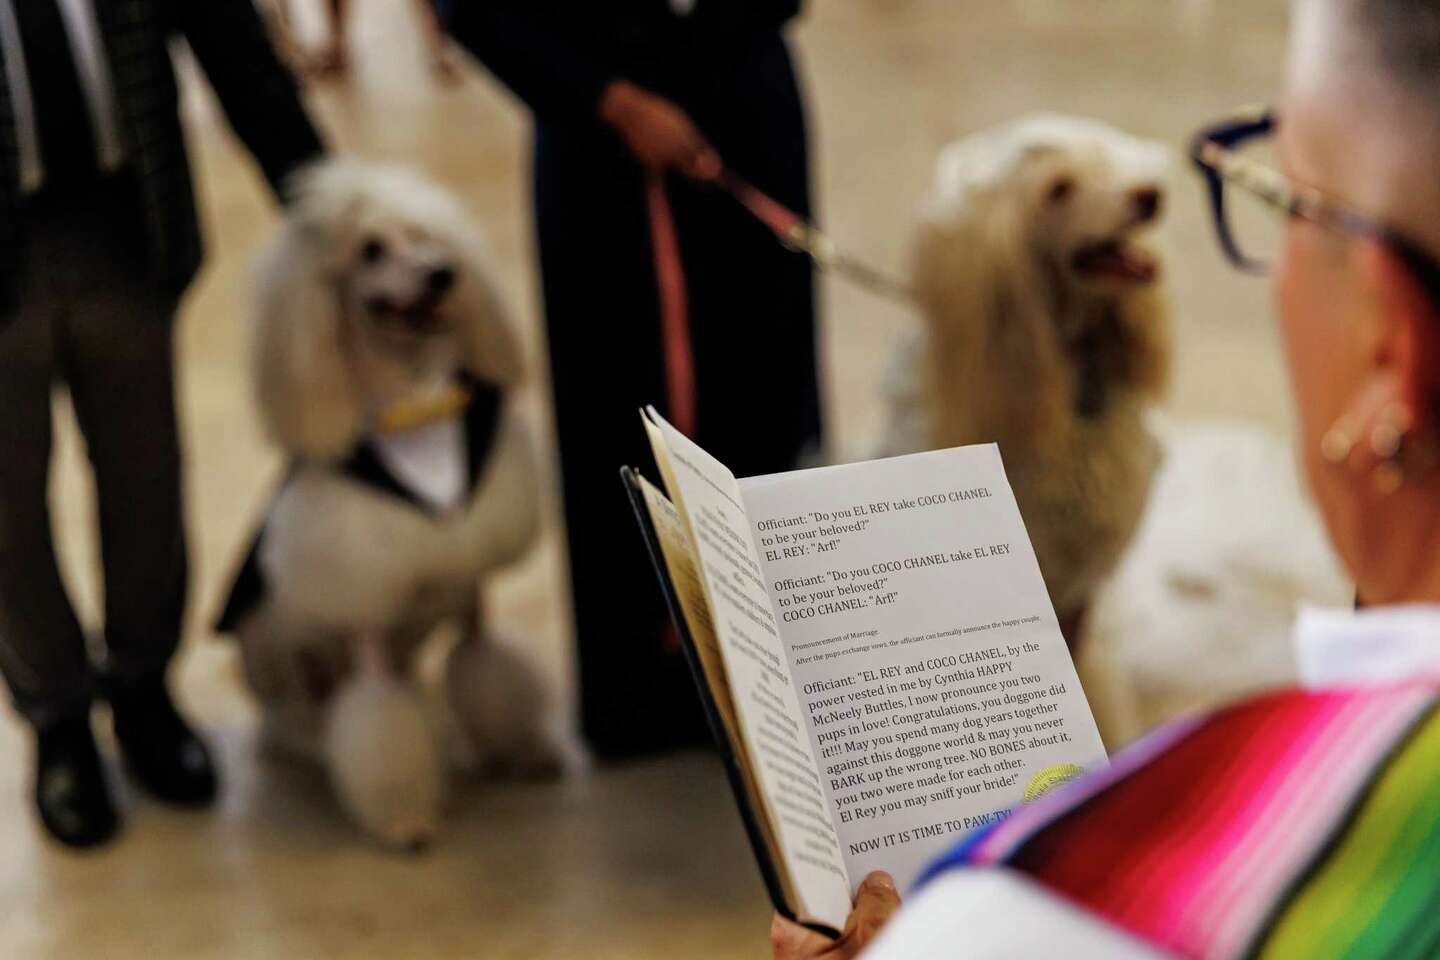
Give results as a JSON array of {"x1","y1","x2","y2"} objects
[
  {"x1": 450, "y1": 2, "x2": 822, "y2": 759},
  {"x1": 0, "y1": 0, "x2": 323, "y2": 848}
]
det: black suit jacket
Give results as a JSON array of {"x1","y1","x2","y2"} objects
[
  {"x1": 0, "y1": 0, "x2": 324, "y2": 309},
  {"x1": 450, "y1": 0, "x2": 802, "y2": 126}
]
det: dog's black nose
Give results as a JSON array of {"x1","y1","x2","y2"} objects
[
  {"x1": 428, "y1": 265, "x2": 456, "y2": 296},
  {"x1": 1132, "y1": 186, "x2": 1163, "y2": 222}
]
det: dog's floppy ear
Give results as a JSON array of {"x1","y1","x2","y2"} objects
[
  {"x1": 455, "y1": 248, "x2": 524, "y2": 388},
  {"x1": 912, "y1": 171, "x2": 1072, "y2": 444},
  {"x1": 913, "y1": 176, "x2": 1052, "y2": 343},
  {"x1": 251, "y1": 225, "x2": 365, "y2": 459}
]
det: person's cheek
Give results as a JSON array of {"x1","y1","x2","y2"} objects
[
  {"x1": 1275, "y1": 221, "x2": 1370, "y2": 575},
  {"x1": 1275, "y1": 224, "x2": 1335, "y2": 491},
  {"x1": 1276, "y1": 227, "x2": 1318, "y2": 420}
]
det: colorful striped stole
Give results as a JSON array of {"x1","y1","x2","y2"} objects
[{"x1": 917, "y1": 684, "x2": 1440, "y2": 959}]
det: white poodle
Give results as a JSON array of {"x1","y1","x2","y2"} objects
[
  {"x1": 1078, "y1": 418, "x2": 1353, "y2": 747},
  {"x1": 878, "y1": 114, "x2": 1171, "y2": 648},
  {"x1": 216, "y1": 160, "x2": 560, "y2": 850}
]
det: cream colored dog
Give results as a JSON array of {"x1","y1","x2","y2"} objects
[
  {"x1": 879, "y1": 115, "x2": 1171, "y2": 646},
  {"x1": 221, "y1": 161, "x2": 559, "y2": 850}
]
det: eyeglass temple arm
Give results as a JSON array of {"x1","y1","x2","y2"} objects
[{"x1": 1190, "y1": 112, "x2": 1275, "y2": 275}]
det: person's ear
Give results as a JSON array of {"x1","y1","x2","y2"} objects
[
  {"x1": 1323, "y1": 241, "x2": 1440, "y2": 494},
  {"x1": 1361, "y1": 240, "x2": 1440, "y2": 425}
]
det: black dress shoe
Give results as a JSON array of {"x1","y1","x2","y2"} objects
[
  {"x1": 108, "y1": 679, "x2": 217, "y2": 807},
  {"x1": 34, "y1": 712, "x2": 120, "y2": 849}
]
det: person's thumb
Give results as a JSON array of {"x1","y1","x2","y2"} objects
[
  {"x1": 845, "y1": 872, "x2": 901, "y2": 947},
  {"x1": 770, "y1": 913, "x2": 832, "y2": 959}
]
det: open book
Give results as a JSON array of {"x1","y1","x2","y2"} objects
[{"x1": 623, "y1": 407, "x2": 1107, "y2": 934}]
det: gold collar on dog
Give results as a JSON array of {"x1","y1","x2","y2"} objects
[{"x1": 374, "y1": 383, "x2": 472, "y2": 434}]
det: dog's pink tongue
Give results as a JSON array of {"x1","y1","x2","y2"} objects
[
  {"x1": 1093, "y1": 247, "x2": 1158, "y2": 283},
  {"x1": 1117, "y1": 249, "x2": 1158, "y2": 282}
]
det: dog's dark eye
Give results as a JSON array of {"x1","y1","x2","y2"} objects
[
  {"x1": 360, "y1": 237, "x2": 387, "y2": 264},
  {"x1": 1047, "y1": 177, "x2": 1075, "y2": 205}
]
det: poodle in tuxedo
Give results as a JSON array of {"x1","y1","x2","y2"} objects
[{"x1": 218, "y1": 161, "x2": 560, "y2": 849}]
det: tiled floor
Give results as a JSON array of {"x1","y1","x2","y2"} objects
[{"x1": 1, "y1": 1, "x2": 1298, "y2": 956}]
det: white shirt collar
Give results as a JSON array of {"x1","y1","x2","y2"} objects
[{"x1": 1294, "y1": 603, "x2": 1440, "y2": 688}]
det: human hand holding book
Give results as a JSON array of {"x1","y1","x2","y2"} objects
[{"x1": 624, "y1": 407, "x2": 1106, "y2": 934}]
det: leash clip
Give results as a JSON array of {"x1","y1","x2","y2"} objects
[
  {"x1": 782, "y1": 223, "x2": 837, "y2": 267},
  {"x1": 720, "y1": 169, "x2": 916, "y2": 305}
]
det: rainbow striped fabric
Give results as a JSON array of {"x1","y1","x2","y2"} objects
[{"x1": 919, "y1": 684, "x2": 1440, "y2": 959}]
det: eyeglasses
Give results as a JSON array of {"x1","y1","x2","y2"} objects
[{"x1": 1190, "y1": 108, "x2": 1440, "y2": 304}]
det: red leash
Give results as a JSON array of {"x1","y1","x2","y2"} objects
[
  {"x1": 645, "y1": 169, "x2": 912, "y2": 437},
  {"x1": 646, "y1": 176, "x2": 698, "y2": 436}
]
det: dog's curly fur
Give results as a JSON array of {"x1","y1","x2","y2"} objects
[
  {"x1": 879, "y1": 115, "x2": 1172, "y2": 641},
  {"x1": 234, "y1": 161, "x2": 558, "y2": 849},
  {"x1": 253, "y1": 162, "x2": 523, "y2": 462}
]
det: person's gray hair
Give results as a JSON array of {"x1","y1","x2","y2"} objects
[{"x1": 1335, "y1": 0, "x2": 1440, "y2": 97}]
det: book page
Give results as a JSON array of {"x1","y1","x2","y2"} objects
[
  {"x1": 642, "y1": 410, "x2": 853, "y2": 930},
  {"x1": 636, "y1": 474, "x2": 793, "y2": 906},
  {"x1": 636, "y1": 475, "x2": 747, "y2": 760},
  {"x1": 739, "y1": 444, "x2": 1106, "y2": 891}
]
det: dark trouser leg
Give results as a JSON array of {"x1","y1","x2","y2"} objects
[
  {"x1": 533, "y1": 34, "x2": 821, "y2": 759},
  {"x1": 533, "y1": 125, "x2": 705, "y2": 758},
  {"x1": 52, "y1": 191, "x2": 185, "y2": 694},
  {"x1": 677, "y1": 31, "x2": 822, "y2": 475},
  {"x1": 0, "y1": 253, "x2": 94, "y2": 728}
]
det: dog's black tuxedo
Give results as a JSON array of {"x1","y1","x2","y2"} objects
[{"x1": 215, "y1": 377, "x2": 504, "y2": 634}]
